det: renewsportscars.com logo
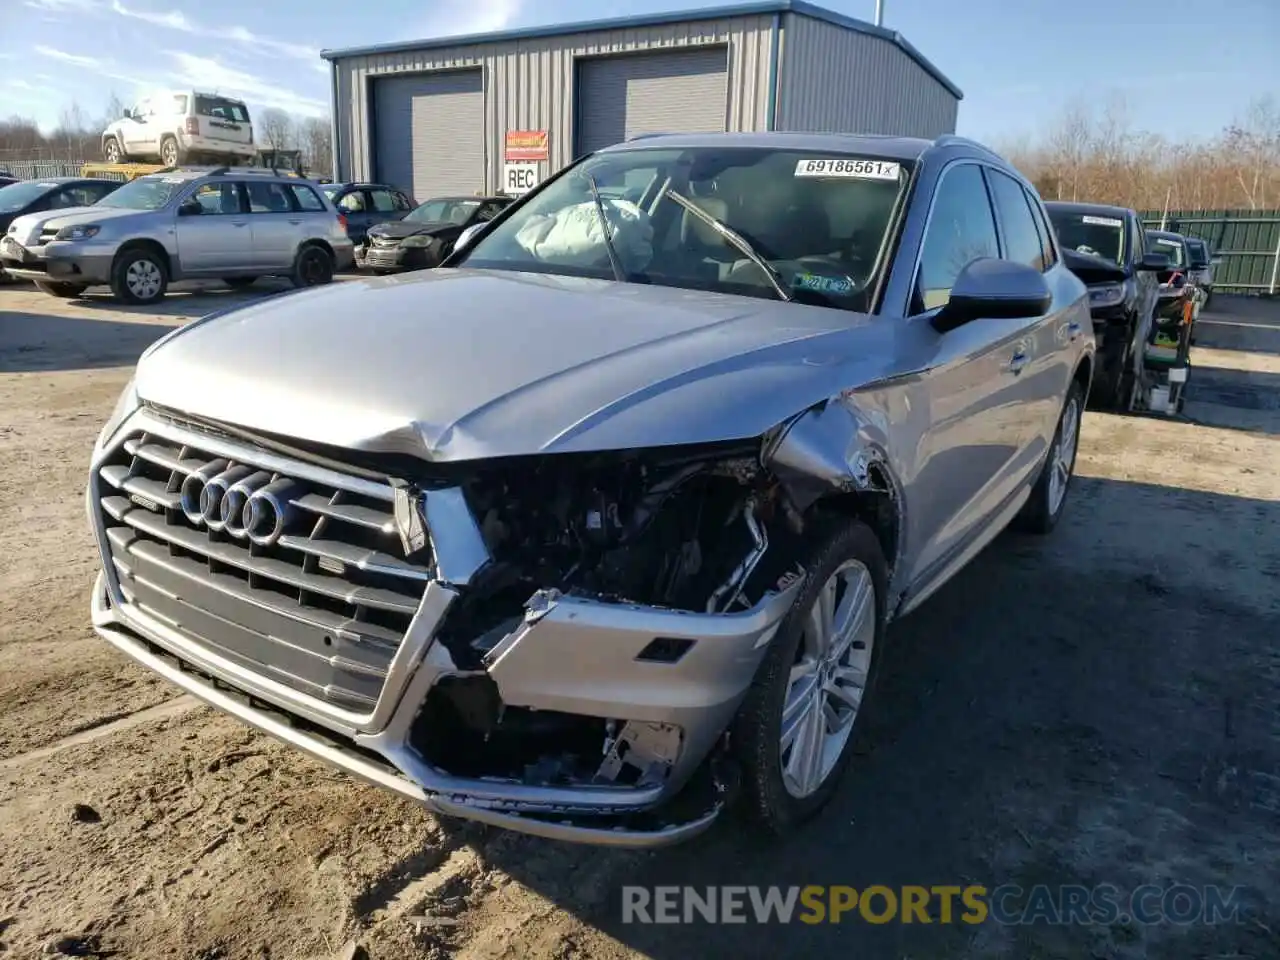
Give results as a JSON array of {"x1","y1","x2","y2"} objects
[{"x1": 621, "y1": 884, "x2": 1249, "y2": 926}]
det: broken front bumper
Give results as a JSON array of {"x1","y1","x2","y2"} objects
[{"x1": 89, "y1": 457, "x2": 800, "y2": 847}]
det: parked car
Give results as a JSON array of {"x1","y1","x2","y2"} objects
[
  {"x1": 1184, "y1": 237, "x2": 1216, "y2": 308},
  {"x1": 1045, "y1": 202, "x2": 1168, "y2": 410},
  {"x1": 0, "y1": 174, "x2": 19, "y2": 189},
  {"x1": 86, "y1": 132, "x2": 1093, "y2": 846},
  {"x1": 362, "y1": 195, "x2": 513, "y2": 274},
  {"x1": 318, "y1": 182, "x2": 415, "y2": 246},
  {"x1": 2, "y1": 167, "x2": 352, "y2": 303},
  {"x1": 101, "y1": 91, "x2": 255, "y2": 168},
  {"x1": 0, "y1": 177, "x2": 122, "y2": 281},
  {"x1": 1145, "y1": 229, "x2": 1198, "y2": 321}
]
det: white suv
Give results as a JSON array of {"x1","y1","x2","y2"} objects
[{"x1": 101, "y1": 91, "x2": 256, "y2": 168}]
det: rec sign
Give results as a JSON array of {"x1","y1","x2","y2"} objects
[{"x1": 503, "y1": 163, "x2": 540, "y2": 195}]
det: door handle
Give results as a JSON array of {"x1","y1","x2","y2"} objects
[
  {"x1": 288, "y1": 218, "x2": 302, "y2": 225},
  {"x1": 230, "y1": 220, "x2": 248, "y2": 228},
  {"x1": 1067, "y1": 320, "x2": 1082, "y2": 341},
  {"x1": 1009, "y1": 349, "x2": 1029, "y2": 374}
]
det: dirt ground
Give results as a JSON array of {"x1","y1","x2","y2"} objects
[{"x1": 1, "y1": 281, "x2": 1277, "y2": 960}]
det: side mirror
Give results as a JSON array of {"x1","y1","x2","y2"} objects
[
  {"x1": 1138, "y1": 252, "x2": 1170, "y2": 271},
  {"x1": 177, "y1": 199, "x2": 202, "y2": 217},
  {"x1": 455, "y1": 222, "x2": 484, "y2": 252},
  {"x1": 933, "y1": 258, "x2": 1052, "y2": 332}
]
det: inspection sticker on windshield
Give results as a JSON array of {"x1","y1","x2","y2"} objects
[
  {"x1": 794, "y1": 273, "x2": 854, "y2": 296},
  {"x1": 1155, "y1": 238, "x2": 1180, "y2": 247},
  {"x1": 794, "y1": 158, "x2": 900, "y2": 180},
  {"x1": 1082, "y1": 215, "x2": 1123, "y2": 227}
]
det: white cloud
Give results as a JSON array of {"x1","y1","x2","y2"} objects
[
  {"x1": 414, "y1": 0, "x2": 525, "y2": 38},
  {"x1": 110, "y1": 0, "x2": 189, "y2": 30},
  {"x1": 34, "y1": 44, "x2": 102, "y2": 68},
  {"x1": 5, "y1": 78, "x2": 37, "y2": 90},
  {"x1": 167, "y1": 51, "x2": 327, "y2": 116},
  {"x1": 24, "y1": 0, "x2": 101, "y2": 10}
]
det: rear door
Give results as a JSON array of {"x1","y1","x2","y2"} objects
[
  {"x1": 123, "y1": 98, "x2": 152, "y2": 154},
  {"x1": 335, "y1": 189, "x2": 377, "y2": 243},
  {"x1": 984, "y1": 168, "x2": 1077, "y2": 457},
  {"x1": 174, "y1": 180, "x2": 252, "y2": 273},
  {"x1": 367, "y1": 187, "x2": 408, "y2": 229},
  {"x1": 194, "y1": 95, "x2": 253, "y2": 152},
  {"x1": 245, "y1": 179, "x2": 304, "y2": 269}
]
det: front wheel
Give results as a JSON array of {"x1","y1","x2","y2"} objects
[
  {"x1": 291, "y1": 245, "x2": 334, "y2": 288},
  {"x1": 110, "y1": 247, "x2": 169, "y2": 305},
  {"x1": 1014, "y1": 380, "x2": 1084, "y2": 535},
  {"x1": 731, "y1": 516, "x2": 887, "y2": 836},
  {"x1": 34, "y1": 280, "x2": 88, "y2": 299}
]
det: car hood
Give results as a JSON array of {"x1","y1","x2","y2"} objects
[
  {"x1": 136, "y1": 268, "x2": 902, "y2": 463},
  {"x1": 1061, "y1": 248, "x2": 1128, "y2": 286},
  {"x1": 7, "y1": 205, "x2": 145, "y2": 243},
  {"x1": 368, "y1": 219, "x2": 454, "y2": 241}
]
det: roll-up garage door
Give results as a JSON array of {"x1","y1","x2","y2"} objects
[
  {"x1": 575, "y1": 48, "x2": 728, "y2": 156},
  {"x1": 372, "y1": 69, "x2": 483, "y2": 202}
]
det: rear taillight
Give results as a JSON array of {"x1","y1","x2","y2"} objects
[
  {"x1": 337, "y1": 213, "x2": 348, "y2": 233},
  {"x1": 184, "y1": 117, "x2": 199, "y2": 135}
]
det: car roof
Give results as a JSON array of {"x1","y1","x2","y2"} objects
[
  {"x1": 420, "y1": 195, "x2": 505, "y2": 203},
  {"x1": 597, "y1": 130, "x2": 939, "y2": 163},
  {"x1": 1043, "y1": 201, "x2": 1134, "y2": 219},
  {"x1": 7, "y1": 176, "x2": 109, "y2": 186}
]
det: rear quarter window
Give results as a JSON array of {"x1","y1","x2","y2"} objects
[
  {"x1": 290, "y1": 184, "x2": 325, "y2": 212},
  {"x1": 195, "y1": 96, "x2": 250, "y2": 124}
]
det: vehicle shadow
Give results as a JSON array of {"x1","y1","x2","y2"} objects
[
  {"x1": 460, "y1": 475, "x2": 1280, "y2": 960},
  {"x1": 1196, "y1": 295, "x2": 1280, "y2": 358},
  {"x1": 56, "y1": 280, "x2": 300, "y2": 319},
  {"x1": 0, "y1": 311, "x2": 178, "y2": 372}
]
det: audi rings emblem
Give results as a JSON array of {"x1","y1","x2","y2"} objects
[{"x1": 179, "y1": 461, "x2": 305, "y2": 547}]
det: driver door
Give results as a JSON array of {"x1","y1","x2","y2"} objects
[
  {"x1": 897, "y1": 161, "x2": 1041, "y2": 593},
  {"x1": 122, "y1": 99, "x2": 151, "y2": 154}
]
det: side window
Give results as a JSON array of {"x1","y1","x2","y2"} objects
[
  {"x1": 130, "y1": 99, "x2": 148, "y2": 119},
  {"x1": 475, "y1": 202, "x2": 504, "y2": 222},
  {"x1": 368, "y1": 189, "x2": 397, "y2": 213},
  {"x1": 1023, "y1": 187, "x2": 1057, "y2": 269},
  {"x1": 245, "y1": 181, "x2": 296, "y2": 214},
  {"x1": 393, "y1": 191, "x2": 413, "y2": 211},
  {"x1": 337, "y1": 191, "x2": 366, "y2": 213},
  {"x1": 985, "y1": 169, "x2": 1044, "y2": 271},
  {"x1": 289, "y1": 184, "x2": 325, "y2": 212},
  {"x1": 190, "y1": 182, "x2": 242, "y2": 215},
  {"x1": 85, "y1": 182, "x2": 118, "y2": 203},
  {"x1": 172, "y1": 95, "x2": 189, "y2": 115},
  {"x1": 914, "y1": 163, "x2": 999, "y2": 312},
  {"x1": 1130, "y1": 217, "x2": 1145, "y2": 261}
]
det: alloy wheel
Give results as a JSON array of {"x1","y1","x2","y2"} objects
[
  {"x1": 1048, "y1": 396, "x2": 1080, "y2": 514},
  {"x1": 779, "y1": 559, "x2": 876, "y2": 799},
  {"x1": 125, "y1": 259, "x2": 163, "y2": 301}
]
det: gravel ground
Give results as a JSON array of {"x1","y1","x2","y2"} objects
[{"x1": 0, "y1": 281, "x2": 1277, "y2": 960}]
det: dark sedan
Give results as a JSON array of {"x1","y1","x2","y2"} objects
[
  {"x1": 0, "y1": 176, "x2": 121, "y2": 280},
  {"x1": 362, "y1": 195, "x2": 513, "y2": 274}
]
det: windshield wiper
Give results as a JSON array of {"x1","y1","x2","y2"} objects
[
  {"x1": 584, "y1": 171, "x2": 627, "y2": 282},
  {"x1": 663, "y1": 189, "x2": 792, "y2": 302}
]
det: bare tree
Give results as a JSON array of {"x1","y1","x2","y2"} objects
[
  {"x1": 257, "y1": 108, "x2": 295, "y2": 150},
  {"x1": 297, "y1": 115, "x2": 333, "y2": 176}
]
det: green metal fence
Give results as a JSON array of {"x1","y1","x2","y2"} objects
[{"x1": 1139, "y1": 209, "x2": 1280, "y2": 295}]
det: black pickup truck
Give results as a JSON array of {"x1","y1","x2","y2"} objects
[{"x1": 1046, "y1": 202, "x2": 1169, "y2": 410}]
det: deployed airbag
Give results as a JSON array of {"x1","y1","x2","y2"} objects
[{"x1": 514, "y1": 199, "x2": 654, "y2": 270}]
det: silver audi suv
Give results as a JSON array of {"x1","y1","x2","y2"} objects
[{"x1": 87, "y1": 132, "x2": 1093, "y2": 846}]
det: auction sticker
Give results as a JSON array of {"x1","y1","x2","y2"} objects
[
  {"x1": 794, "y1": 158, "x2": 900, "y2": 180},
  {"x1": 1082, "y1": 215, "x2": 1123, "y2": 227}
]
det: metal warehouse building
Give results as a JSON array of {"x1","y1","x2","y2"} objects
[{"x1": 320, "y1": 0, "x2": 963, "y2": 201}]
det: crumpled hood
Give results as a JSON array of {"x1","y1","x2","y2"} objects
[
  {"x1": 368, "y1": 219, "x2": 453, "y2": 241},
  {"x1": 137, "y1": 268, "x2": 899, "y2": 462}
]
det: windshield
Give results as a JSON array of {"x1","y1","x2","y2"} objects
[
  {"x1": 1048, "y1": 210, "x2": 1125, "y2": 265},
  {"x1": 95, "y1": 176, "x2": 187, "y2": 211},
  {"x1": 407, "y1": 199, "x2": 479, "y2": 224},
  {"x1": 1147, "y1": 234, "x2": 1187, "y2": 268},
  {"x1": 457, "y1": 146, "x2": 911, "y2": 310},
  {"x1": 195, "y1": 96, "x2": 250, "y2": 123},
  {"x1": 0, "y1": 180, "x2": 58, "y2": 213}
]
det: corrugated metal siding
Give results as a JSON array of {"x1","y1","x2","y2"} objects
[
  {"x1": 332, "y1": 14, "x2": 774, "y2": 190},
  {"x1": 575, "y1": 48, "x2": 729, "y2": 155},
  {"x1": 774, "y1": 13, "x2": 958, "y2": 138}
]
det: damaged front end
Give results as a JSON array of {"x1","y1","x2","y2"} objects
[{"x1": 89, "y1": 400, "x2": 896, "y2": 845}]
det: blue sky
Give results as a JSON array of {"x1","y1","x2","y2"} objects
[{"x1": 2, "y1": 0, "x2": 1276, "y2": 145}]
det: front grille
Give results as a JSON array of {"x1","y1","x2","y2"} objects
[
  {"x1": 364, "y1": 249, "x2": 401, "y2": 267},
  {"x1": 94, "y1": 421, "x2": 434, "y2": 713}
]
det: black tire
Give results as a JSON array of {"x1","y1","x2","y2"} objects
[
  {"x1": 110, "y1": 246, "x2": 169, "y2": 305},
  {"x1": 731, "y1": 515, "x2": 888, "y2": 837},
  {"x1": 291, "y1": 245, "x2": 334, "y2": 288},
  {"x1": 159, "y1": 136, "x2": 181, "y2": 168},
  {"x1": 223, "y1": 277, "x2": 258, "y2": 290},
  {"x1": 102, "y1": 137, "x2": 124, "y2": 164},
  {"x1": 1013, "y1": 379, "x2": 1085, "y2": 535},
  {"x1": 34, "y1": 280, "x2": 88, "y2": 299}
]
